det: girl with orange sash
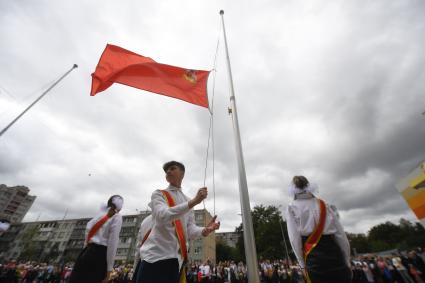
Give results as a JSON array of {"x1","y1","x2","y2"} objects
[
  {"x1": 69, "y1": 195, "x2": 123, "y2": 283},
  {"x1": 286, "y1": 176, "x2": 351, "y2": 283}
]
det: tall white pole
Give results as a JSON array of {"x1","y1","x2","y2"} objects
[
  {"x1": 220, "y1": 10, "x2": 260, "y2": 283},
  {"x1": 0, "y1": 64, "x2": 78, "y2": 138}
]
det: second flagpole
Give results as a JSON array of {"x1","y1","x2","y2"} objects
[
  {"x1": 220, "y1": 10, "x2": 261, "y2": 283},
  {"x1": 0, "y1": 64, "x2": 78, "y2": 138}
]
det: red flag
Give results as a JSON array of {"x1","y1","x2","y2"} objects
[{"x1": 91, "y1": 44, "x2": 210, "y2": 108}]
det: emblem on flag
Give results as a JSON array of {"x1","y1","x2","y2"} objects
[{"x1": 183, "y1": 69, "x2": 197, "y2": 84}]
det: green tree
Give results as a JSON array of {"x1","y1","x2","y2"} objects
[
  {"x1": 400, "y1": 219, "x2": 425, "y2": 248},
  {"x1": 19, "y1": 225, "x2": 39, "y2": 261},
  {"x1": 368, "y1": 221, "x2": 404, "y2": 250},
  {"x1": 366, "y1": 219, "x2": 425, "y2": 252},
  {"x1": 45, "y1": 242, "x2": 61, "y2": 262},
  {"x1": 235, "y1": 225, "x2": 245, "y2": 262},
  {"x1": 216, "y1": 241, "x2": 241, "y2": 262},
  {"x1": 347, "y1": 233, "x2": 371, "y2": 254},
  {"x1": 235, "y1": 205, "x2": 290, "y2": 260}
]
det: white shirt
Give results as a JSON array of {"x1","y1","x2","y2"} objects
[
  {"x1": 140, "y1": 185, "x2": 203, "y2": 263},
  {"x1": 132, "y1": 214, "x2": 153, "y2": 275},
  {"x1": 392, "y1": 257, "x2": 406, "y2": 270},
  {"x1": 85, "y1": 212, "x2": 123, "y2": 271},
  {"x1": 201, "y1": 264, "x2": 211, "y2": 277},
  {"x1": 130, "y1": 215, "x2": 153, "y2": 280},
  {"x1": 135, "y1": 215, "x2": 153, "y2": 258},
  {"x1": 286, "y1": 194, "x2": 350, "y2": 268}
]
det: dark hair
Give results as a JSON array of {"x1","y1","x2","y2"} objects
[
  {"x1": 293, "y1": 176, "x2": 309, "y2": 189},
  {"x1": 163, "y1": 161, "x2": 185, "y2": 172},
  {"x1": 107, "y1": 195, "x2": 123, "y2": 209}
]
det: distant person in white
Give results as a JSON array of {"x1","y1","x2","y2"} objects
[
  {"x1": 0, "y1": 219, "x2": 10, "y2": 235},
  {"x1": 69, "y1": 195, "x2": 123, "y2": 283},
  {"x1": 131, "y1": 214, "x2": 153, "y2": 281},
  {"x1": 200, "y1": 260, "x2": 211, "y2": 282},
  {"x1": 286, "y1": 176, "x2": 351, "y2": 283},
  {"x1": 136, "y1": 160, "x2": 221, "y2": 283}
]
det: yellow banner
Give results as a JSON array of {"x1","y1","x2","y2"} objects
[{"x1": 396, "y1": 161, "x2": 425, "y2": 220}]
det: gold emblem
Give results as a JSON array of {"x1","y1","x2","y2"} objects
[{"x1": 183, "y1": 69, "x2": 197, "y2": 83}]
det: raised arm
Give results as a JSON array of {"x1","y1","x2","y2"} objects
[
  {"x1": 106, "y1": 214, "x2": 123, "y2": 271},
  {"x1": 286, "y1": 206, "x2": 305, "y2": 268},
  {"x1": 152, "y1": 188, "x2": 207, "y2": 223},
  {"x1": 330, "y1": 206, "x2": 351, "y2": 267}
]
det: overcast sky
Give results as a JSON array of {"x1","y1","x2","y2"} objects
[{"x1": 0, "y1": 0, "x2": 424, "y2": 234}]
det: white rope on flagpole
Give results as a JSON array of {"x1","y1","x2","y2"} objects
[{"x1": 202, "y1": 21, "x2": 221, "y2": 215}]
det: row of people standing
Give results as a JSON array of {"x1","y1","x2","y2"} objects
[
  {"x1": 185, "y1": 260, "x2": 305, "y2": 283},
  {"x1": 70, "y1": 160, "x2": 221, "y2": 283},
  {"x1": 69, "y1": 162, "x2": 353, "y2": 283},
  {"x1": 351, "y1": 252, "x2": 425, "y2": 283}
]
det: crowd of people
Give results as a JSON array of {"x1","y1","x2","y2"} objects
[
  {"x1": 350, "y1": 249, "x2": 425, "y2": 283},
  {"x1": 186, "y1": 249, "x2": 425, "y2": 283},
  {"x1": 187, "y1": 259, "x2": 304, "y2": 283},
  {"x1": 0, "y1": 260, "x2": 135, "y2": 283},
  {"x1": 1, "y1": 247, "x2": 424, "y2": 283}
]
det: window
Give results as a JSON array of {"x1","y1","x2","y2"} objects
[
  {"x1": 119, "y1": 237, "x2": 132, "y2": 244},
  {"x1": 121, "y1": 227, "x2": 134, "y2": 234},
  {"x1": 16, "y1": 192, "x2": 27, "y2": 197},
  {"x1": 196, "y1": 214, "x2": 203, "y2": 221},
  {"x1": 117, "y1": 248, "x2": 128, "y2": 255}
]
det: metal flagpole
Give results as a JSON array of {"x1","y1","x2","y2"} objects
[
  {"x1": 0, "y1": 64, "x2": 78, "y2": 138},
  {"x1": 219, "y1": 10, "x2": 260, "y2": 283}
]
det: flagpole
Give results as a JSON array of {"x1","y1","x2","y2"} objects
[
  {"x1": 0, "y1": 64, "x2": 78, "y2": 138},
  {"x1": 220, "y1": 10, "x2": 260, "y2": 283}
]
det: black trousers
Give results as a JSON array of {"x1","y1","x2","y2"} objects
[
  {"x1": 132, "y1": 259, "x2": 142, "y2": 283},
  {"x1": 302, "y1": 235, "x2": 352, "y2": 283},
  {"x1": 69, "y1": 243, "x2": 107, "y2": 283},
  {"x1": 136, "y1": 258, "x2": 179, "y2": 283}
]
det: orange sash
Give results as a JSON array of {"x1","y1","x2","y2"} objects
[
  {"x1": 303, "y1": 198, "x2": 327, "y2": 283},
  {"x1": 161, "y1": 190, "x2": 188, "y2": 283},
  {"x1": 86, "y1": 214, "x2": 110, "y2": 244},
  {"x1": 160, "y1": 190, "x2": 188, "y2": 261},
  {"x1": 141, "y1": 229, "x2": 151, "y2": 246}
]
